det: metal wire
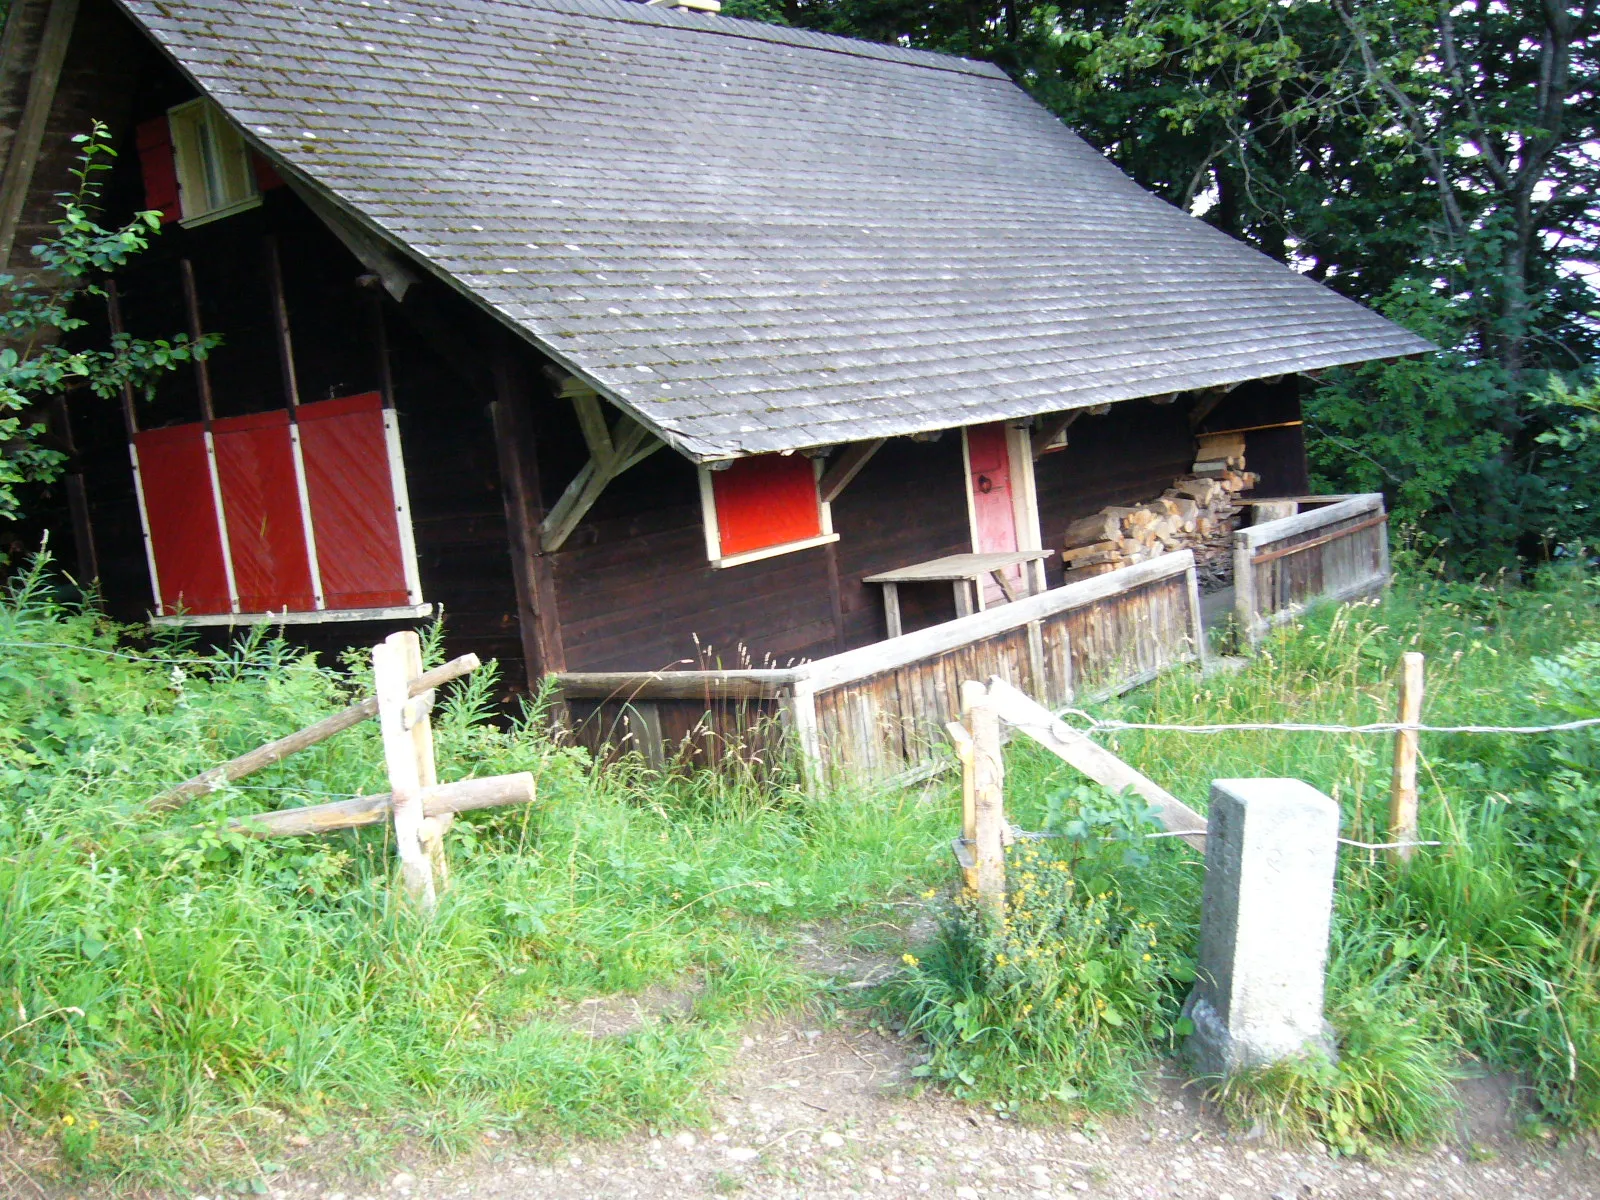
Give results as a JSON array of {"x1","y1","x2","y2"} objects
[{"x1": 1057, "y1": 707, "x2": 1600, "y2": 737}]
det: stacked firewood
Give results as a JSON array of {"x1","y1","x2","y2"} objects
[{"x1": 1060, "y1": 434, "x2": 1259, "y2": 587}]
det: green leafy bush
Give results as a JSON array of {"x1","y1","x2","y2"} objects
[{"x1": 888, "y1": 787, "x2": 1192, "y2": 1109}]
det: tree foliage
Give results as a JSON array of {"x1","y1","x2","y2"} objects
[
  {"x1": 752, "y1": 0, "x2": 1600, "y2": 570},
  {"x1": 0, "y1": 122, "x2": 213, "y2": 521}
]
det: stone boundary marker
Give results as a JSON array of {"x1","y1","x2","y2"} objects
[{"x1": 1183, "y1": 778, "x2": 1340, "y2": 1075}]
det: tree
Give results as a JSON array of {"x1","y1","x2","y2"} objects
[{"x1": 0, "y1": 121, "x2": 213, "y2": 521}]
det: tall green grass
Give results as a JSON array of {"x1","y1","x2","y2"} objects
[
  {"x1": 9, "y1": 549, "x2": 1600, "y2": 1181},
  {"x1": 0, "y1": 554, "x2": 949, "y2": 1187},
  {"x1": 964, "y1": 567, "x2": 1600, "y2": 1142}
]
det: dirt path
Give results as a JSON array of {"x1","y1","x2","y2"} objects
[{"x1": 273, "y1": 1010, "x2": 1600, "y2": 1200}]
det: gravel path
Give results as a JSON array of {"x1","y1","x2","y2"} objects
[{"x1": 293, "y1": 1011, "x2": 1600, "y2": 1200}]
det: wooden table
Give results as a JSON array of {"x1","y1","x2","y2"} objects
[{"x1": 863, "y1": 550, "x2": 1055, "y2": 637}]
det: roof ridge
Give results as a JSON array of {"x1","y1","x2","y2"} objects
[{"x1": 481, "y1": 0, "x2": 1011, "y2": 80}]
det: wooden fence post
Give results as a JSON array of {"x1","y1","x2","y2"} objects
[
  {"x1": 393, "y1": 631, "x2": 449, "y2": 888},
  {"x1": 374, "y1": 638, "x2": 436, "y2": 912},
  {"x1": 962, "y1": 680, "x2": 1006, "y2": 919},
  {"x1": 1388, "y1": 651, "x2": 1425, "y2": 864},
  {"x1": 944, "y1": 718, "x2": 980, "y2": 891}
]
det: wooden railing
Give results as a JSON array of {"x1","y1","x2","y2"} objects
[
  {"x1": 1233, "y1": 493, "x2": 1390, "y2": 648},
  {"x1": 556, "y1": 552, "x2": 1205, "y2": 787}
]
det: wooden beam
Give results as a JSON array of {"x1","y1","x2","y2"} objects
[
  {"x1": 285, "y1": 176, "x2": 419, "y2": 302},
  {"x1": 0, "y1": 0, "x2": 78, "y2": 265},
  {"x1": 554, "y1": 669, "x2": 801, "y2": 701},
  {"x1": 1030, "y1": 410, "x2": 1082, "y2": 459},
  {"x1": 227, "y1": 772, "x2": 537, "y2": 838},
  {"x1": 983, "y1": 677, "x2": 1208, "y2": 850},
  {"x1": 492, "y1": 346, "x2": 566, "y2": 684},
  {"x1": 539, "y1": 413, "x2": 661, "y2": 552},
  {"x1": 819, "y1": 438, "x2": 885, "y2": 503},
  {"x1": 570, "y1": 388, "x2": 614, "y2": 463},
  {"x1": 153, "y1": 653, "x2": 481, "y2": 809}
]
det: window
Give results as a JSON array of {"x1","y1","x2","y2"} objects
[
  {"x1": 132, "y1": 393, "x2": 426, "y2": 624},
  {"x1": 162, "y1": 99, "x2": 262, "y2": 226},
  {"x1": 699, "y1": 453, "x2": 838, "y2": 568}
]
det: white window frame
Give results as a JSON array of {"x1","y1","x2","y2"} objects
[
  {"x1": 168, "y1": 98, "x2": 262, "y2": 227},
  {"x1": 699, "y1": 456, "x2": 839, "y2": 569}
]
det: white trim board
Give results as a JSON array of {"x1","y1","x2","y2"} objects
[{"x1": 150, "y1": 603, "x2": 434, "y2": 628}]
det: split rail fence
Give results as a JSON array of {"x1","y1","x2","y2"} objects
[
  {"x1": 557, "y1": 550, "x2": 1205, "y2": 789},
  {"x1": 154, "y1": 631, "x2": 537, "y2": 912}
]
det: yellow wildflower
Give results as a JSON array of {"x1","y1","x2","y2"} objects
[
  {"x1": 60, "y1": 1115, "x2": 75, "y2": 1127},
  {"x1": 902, "y1": 953, "x2": 920, "y2": 967}
]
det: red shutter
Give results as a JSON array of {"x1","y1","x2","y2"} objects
[
  {"x1": 297, "y1": 393, "x2": 410, "y2": 609},
  {"x1": 135, "y1": 117, "x2": 182, "y2": 224},
  {"x1": 133, "y1": 423, "x2": 230, "y2": 615},
  {"x1": 711, "y1": 454, "x2": 823, "y2": 558},
  {"x1": 212, "y1": 410, "x2": 315, "y2": 613}
]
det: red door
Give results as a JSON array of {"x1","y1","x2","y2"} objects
[{"x1": 965, "y1": 422, "x2": 1020, "y2": 605}]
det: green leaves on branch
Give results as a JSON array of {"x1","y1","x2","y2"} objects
[{"x1": 0, "y1": 121, "x2": 219, "y2": 521}]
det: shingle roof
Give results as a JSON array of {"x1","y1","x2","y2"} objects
[{"x1": 117, "y1": 0, "x2": 1432, "y2": 460}]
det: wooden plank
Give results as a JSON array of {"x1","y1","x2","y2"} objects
[
  {"x1": 153, "y1": 653, "x2": 480, "y2": 808},
  {"x1": 228, "y1": 772, "x2": 535, "y2": 837},
  {"x1": 1250, "y1": 512, "x2": 1389, "y2": 566},
  {"x1": 0, "y1": 0, "x2": 79, "y2": 263},
  {"x1": 554, "y1": 669, "x2": 801, "y2": 700},
  {"x1": 983, "y1": 677, "x2": 1207, "y2": 850},
  {"x1": 804, "y1": 552, "x2": 1197, "y2": 692},
  {"x1": 819, "y1": 438, "x2": 886, "y2": 503},
  {"x1": 1237, "y1": 493, "x2": 1382, "y2": 550},
  {"x1": 864, "y1": 549, "x2": 1054, "y2": 583}
]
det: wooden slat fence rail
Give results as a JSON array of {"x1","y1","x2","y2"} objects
[
  {"x1": 555, "y1": 552, "x2": 1205, "y2": 788},
  {"x1": 1233, "y1": 493, "x2": 1390, "y2": 648}
]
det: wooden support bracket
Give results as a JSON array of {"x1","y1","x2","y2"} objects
[
  {"x1": 1031, "y1": 410, "x2": 1082, "y2": 459},
  {"x1": 819, "y1": 438, "x2": 886, "y2": 503},
  {"x1": 539, "y1": 383, "x2": 665, "y2": 551}
]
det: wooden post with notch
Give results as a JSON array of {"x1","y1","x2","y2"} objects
[
  {"x1": 374, "y1": 637, "x2": 436, "y2": 911},
  {"x1": 1388, "y1": 651, "x2": 1424, "y2": 865},
  {"x1": 393, "y1": 631, "x2": 449, "y2": 887},
  {"x1": 944, "y1": 718, "x2": 979, "y2": 891},
  {"x1": 962, "y1": 680, "x2": 1006, "y2": 919}
]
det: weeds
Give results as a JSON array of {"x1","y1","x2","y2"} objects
[{"x1": 0, "y1": 551, "x2": 945, "y2": 1187}]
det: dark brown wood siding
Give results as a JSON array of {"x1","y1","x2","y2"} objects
[{"x1": 547, "y1": 432, "x2": 977, "y2": 670}]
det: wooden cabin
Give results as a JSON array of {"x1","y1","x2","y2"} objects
[{"x1": 1, "y1": 0, "x2": 1424, "y2": 773}]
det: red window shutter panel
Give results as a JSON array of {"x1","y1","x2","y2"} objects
[
  {"x1": 251, "y1": 151, "x2": 285, "y2": 192},
  {"x1": 711, "y1": 454, "x2": 823, "y2": 558},
  {"x1": 296, "y1": 392, "x2": 411, "y2": 609},
  {"x1": 134, "y1": 423, "x2": 231, "y2": 615},
  {"x1": 135, "y1": 117, "x2": 182, "y2": 224},
  {"x1": 212, "y1": 410, "x2": 315, "y2": 613}
]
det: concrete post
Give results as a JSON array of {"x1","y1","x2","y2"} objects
[{"x1": 1183, "y1": 778, "x2": 1340, "y2": 1076}]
